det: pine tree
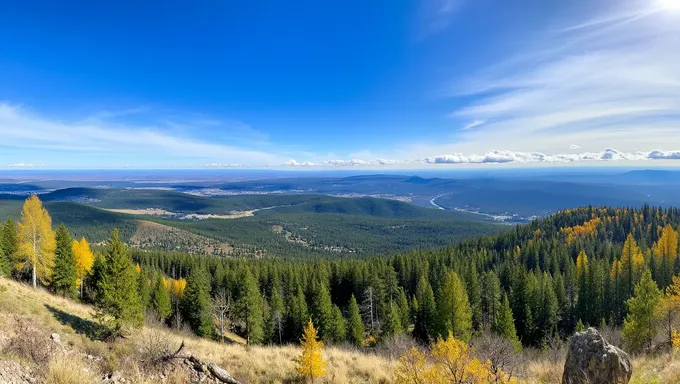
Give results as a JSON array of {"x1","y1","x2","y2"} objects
[
  {"x1": 465, "y1": 264, "x2": 483, "y2": 331},
  {"x1": 381, "y1": 302, "x2": 403, "y2": 339},
  {"x1": 137, "y1": 268, "x2": 151, "y2": 311},
  {"x1": 347, "y1": 294, "x2": 364, "y2": 346},
  {"x1": 309, "y1": 281, "x2": 333, "y2": 342},
  {"x1": 296, "y1": 319, "x2": 327, "y2": 383},
  {"x1": 436, "y1": 271, "x2": 472, "y2": 342},
  {"x1": 268, "y1": 285, "x2": 286, "y2": 344},
  {"x1": 93, "y1": 229, "x2": 143, "y2": 338},
  {"x1": 0, "y1": 240, "x2": 5, "y2": 277},
  {"x1": 493, "y1": 293, "x2": 520, "y2": 348},
  {"x1": 16, "y1": 195, "x2": 56, "y2": 288},
  {"x1": 50, "y1": 224, "x2": 77, "y2": 298},
  {"x1": 237, "y1": 267, "x2": 264, "y2": 345},
  {"x1": 480, "y1": 271, "x2": 501, "y2": 331},
  {"x1": 151, "y1": 274, "x2": 172, "y2": 321},
  {"x1": 287, "y1": 284, "x2": 309, "y2": 342},
  {"x1": 181, "y1": 267, "x2": 213, "y2": 338},
  {"x1": 414, "y1": 276, "x2": 437, "y2": 343},
  {"x1": 72, "y1": 237, "x2": 94, "y2": 298},
  {"x1": 623, "y1": 269, "x2": 662, "y2": 352},
  {"x1": 329, "y1": 304, "x2": 346, "y2": 343},
  {"x1": 396, "y1": 287, "x2": 411, "y2": 331},
  {"x1": 0, "y1": 218, "x2": 18, "y2": 277}
]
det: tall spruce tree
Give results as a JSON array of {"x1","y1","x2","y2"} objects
[
  {"x1": 151, "y1": 274, "x2": 172, "y2": 321},
  {"x1": 236, "y1": 267, "x2": 264, "y2": 345},
  {"x1": 1, "y1": 218, "x2": 18, "y2": 275},
  {"x1": 137, "y1": 268, "x2": 151, "y2": 312},
  {"x1": 329, "y1": 304, "x2": 346, "y2": 343},
  {"x1": 381, "y1": 302, "x2": 403, "y2": 339},
  {"x1": 93, "y1": 229, "x2": 143, "y2": 338},
  {"x1": 623, "y1": 269, "x2": 662, "y2": 352},
  {"x1": 309, "y1": 281, "x2": 334, "y2": 342},
  {"x1": 436, "y1": 270, "x2": 473, "y2": 342},
  {"x1": 494, "y1": 293, "x2": 520, "y2": 348},
  {"x1": 268, "y1": 284, "x2": 286, "y2": 344},
  {"x1": 414, "y1": 276, "x2": 437, "y2": 342},
  {"x1": 286, "y1": 284, "x2": 309, "y2": 342},
  {"x1": 51, "y1": 224, "x2": 77, "y2": 298},
  {"x1": 481, "y1": 271, "x2": 502, "y2": 330},
  {"x1": 181, "y1": 267, "x2": 213, "y2": 338},
  {"x1": 347, "y1": 294, "x2": 364, "y2": 346}
]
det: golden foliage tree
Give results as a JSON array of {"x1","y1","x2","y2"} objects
[
  {"x1": 296, "y1": 319, "x2": 327, "y2": 383},
  {"x1": 396, "y1": 332, "x2": 517, "y2": 384},
  {"x1": 15, "y1": 195, "x2": 56, "y2": 288},
  {"x1": 72, "y1": 237, "x2": 94, "y2": 297},
  {"x1": 658, "y1": 274, "x2": 680, "y2": 348},
  {"x1": 621, "y1": 234, "x2": 645, "y2": 296},
  {"x1": 653, "y1": 226, "x2": 679, "y2": 287}
]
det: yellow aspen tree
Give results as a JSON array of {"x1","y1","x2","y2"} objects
[
  {"x1": 395, "y1": 347, "x2": 434, "y2": 384},
  {"x1": 16, "y1": 195, "x2": 56, "y2": 288},
  {"x1": 72, "y1": 237, "x2": 94, "y2": 297},
  {"x1": 296, "y1": 319, "x2": 327, "y2": 383},
  {"x1": 576, "y1": 250, "x2": 588, "y2": 279},
  {"x1": 172, "y1": 278, "x2": 187, "y2": 298}
]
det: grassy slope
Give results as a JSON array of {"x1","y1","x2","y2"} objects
[
  {"x1": 0, "y1": 277, "x2": 394, "y2": 383},
  {"x1": 1, "y1": 277, "x2": 678, "y2": 383}
]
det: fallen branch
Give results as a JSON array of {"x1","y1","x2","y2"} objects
[{"x1": 160, "y1": 340, "x2": 241, "y2": 384}]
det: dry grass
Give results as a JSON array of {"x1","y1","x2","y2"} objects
[
  {"x1": 0, "y1": 277, "x2": 396, "y2": 383},
  {"x1": 4, "y1": 277, "x2": 677, "y2": 384},
  {"x1": 45, "y1": 355, "x2": 97, "y2": 384}
]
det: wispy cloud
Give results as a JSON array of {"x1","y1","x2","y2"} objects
[
  {"x1": 436, "y1": 4, "x2": 680, "y2": 155},
  {"x1": 416, "y1": 0, "x2": 463, "y2": 37},
  {"x1": 7, "y1": 163, "x2": 42, "y2": 168},
  {"x1": 461, "y1": 120, "x2": 485, "y2": 130},
  {"x1": 0, "y1": 103, "x2": 284, "y2": 167}
]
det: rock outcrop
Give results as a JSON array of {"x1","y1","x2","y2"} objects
[{"x1": 562, "y1": 327, "x2": 632, "y2": 384}]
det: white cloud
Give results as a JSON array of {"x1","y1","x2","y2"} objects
[
  {"x1": 461, "y1": 120, "x2": 485, "y2": 130},
  {"x1": 0, "y1": 103, "x2": 285, "y2": 167},
  {"x1": 570, "y1": 144, "x2": 582, "y2": 150},
  {"x1": 438, "y1": 4, "x2": 680, "y2": 155},
  {"x1": 7, "y1": 163, "x2": 39, "y2": 168},
  {"x1": 282, "y1": 148, "x2": 680, "y2": 167},
  {"x1": 205, "y1": 163, "x2": 242, "y2": 168}
]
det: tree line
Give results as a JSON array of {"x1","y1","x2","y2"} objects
[{"x1": 2, "y1": 197, "x2": 680, "y2": 354}]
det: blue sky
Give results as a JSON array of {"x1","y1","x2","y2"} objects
[{"x1": 1, "y1": 0, "x2": 680, "y2": 169}]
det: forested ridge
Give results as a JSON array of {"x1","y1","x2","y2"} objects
[{"x1": 3, "y1": 198, "x2": 680, "y2": 357}]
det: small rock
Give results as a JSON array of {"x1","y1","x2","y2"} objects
[
  {"x1": 50, "y1": 333, "x2": 61, "y2": 343},
  {"x1": 86, "y1": 354, "x2": 94, "y2": 360}
]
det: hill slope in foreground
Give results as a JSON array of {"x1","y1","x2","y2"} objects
[{"x1": 0, "y1": 278, "x2": 677, "y2": 383}]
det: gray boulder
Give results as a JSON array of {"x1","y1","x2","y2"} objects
[{"x1": 562, "y1": 327, "x2": 632, "y2": 384}]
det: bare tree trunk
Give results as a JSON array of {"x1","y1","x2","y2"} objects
[{"x1": 32, "y1": 230, "x2": 37, "y2": 288}]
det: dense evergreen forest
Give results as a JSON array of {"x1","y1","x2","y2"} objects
[{"x1": 3, "y1": 199, "x2": 680, "y2": 355}]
